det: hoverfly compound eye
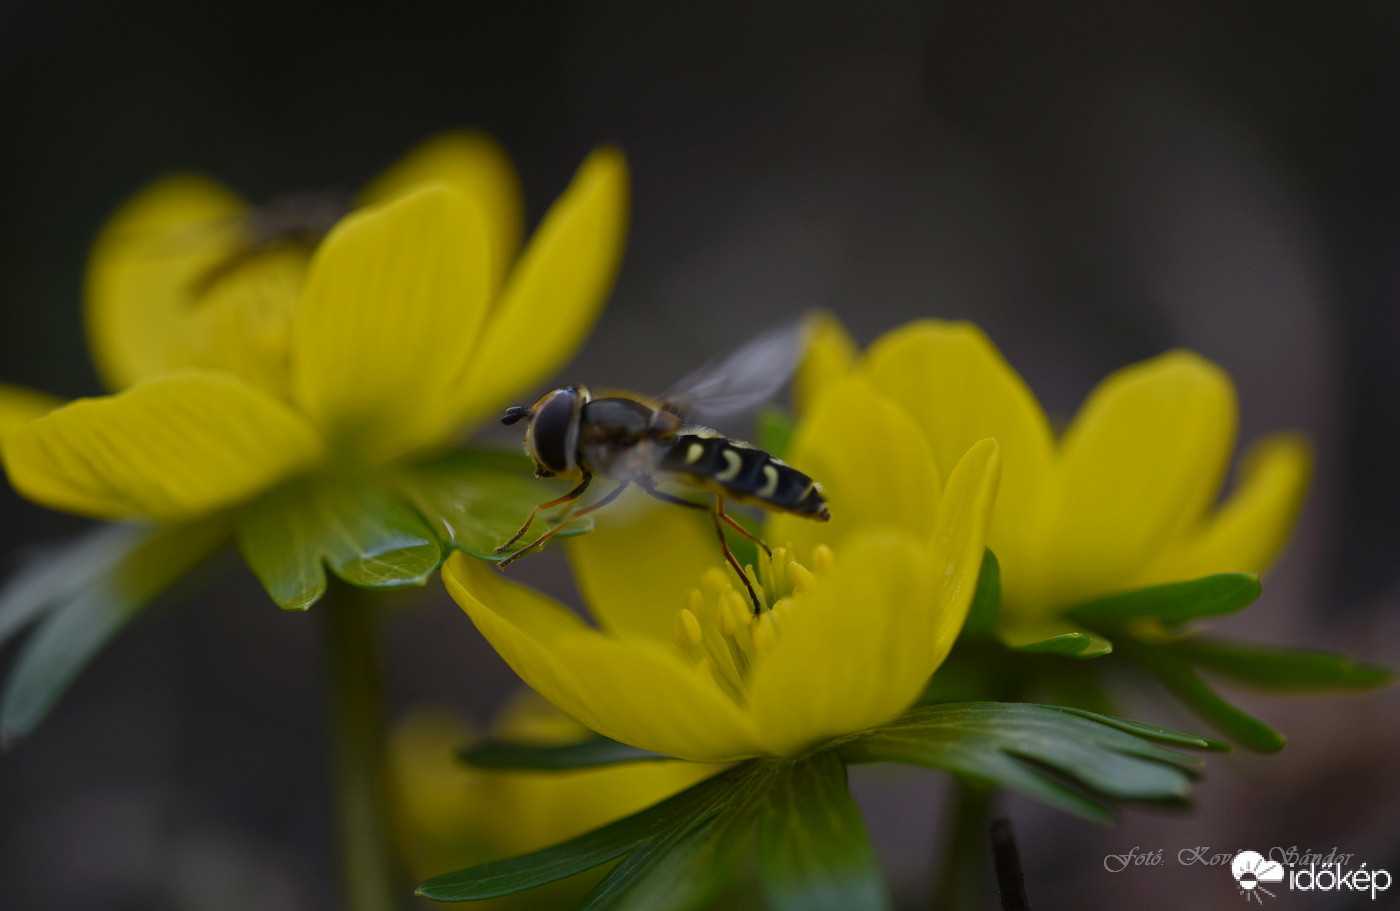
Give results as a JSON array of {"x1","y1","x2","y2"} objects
[
  {"x1": 527, "y1": 387, "x2": 584, "y2": 476},
  {"x1": 501, "y1": 405, "x2": 530, "y2": 426}
]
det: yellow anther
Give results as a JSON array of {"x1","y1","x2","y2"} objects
[
  {"x1": 750, "y1": 615, "x2": 775, "y2": 654},
  {"x1": 687, "y1": 588, "x2": 705, "y2": 614},
  {"x1": 701, "y1": 567, "x2": 732, "y2": 593},
  {"x1": 812, "y1": 543, "x2": 835, "y2": 575},
  {"x1": 788, "y1": 561, "x2": 817, "y2": 594},
  {"x1": 677, "y1": 609, "x2": 704, "y2": 648},
  {"x1": 720, "y1": 589, "x2": 749, "y2": 632}
]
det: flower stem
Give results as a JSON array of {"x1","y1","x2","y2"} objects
[
  {"x1": 929, "y1": 779, "x2": 997, "y2": 910},
  {"x1": 322, "y1": 583, "x2": 400, "y2": 911}
]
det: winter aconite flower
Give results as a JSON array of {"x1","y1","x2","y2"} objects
[
  {"x1": 797, "y1": 318, "x2": 1312, "y2": 643},
  {"x1": 390, "y1": 692, "x2": 717, "y2": 891},
  {"x1": 790, "y1": 318, "x2": 1389, "y2": 754},
  {"x1": 424, "y1": 374, "x2": 1228, "y2": 909},
  {"x1": 0, "y1": 134, "x2": 628, "y2": 739},
  {"x1": 444, "y1": 438, "x2": 1000, "y2": 761}
]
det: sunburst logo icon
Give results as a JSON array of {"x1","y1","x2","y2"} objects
[{"x1": 1231, "y1": 850, "x2": 1285, "y2": 903}]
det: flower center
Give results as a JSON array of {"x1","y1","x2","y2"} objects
[{"x1": 672, "y1": 544, "x2": 835, "y2": 703}]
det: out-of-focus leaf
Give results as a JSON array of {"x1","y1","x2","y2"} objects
[
  {"x1": 1125, "y1": 644, "x2": 1287, "y2": 753},
  {"x1": 0, "y1": 524, "x2": 145, "y2": 649},
  {"x1": 755, "y1": 406, "x2": 795, "y2": 460},
  {"x1": 1167, "y1": 637, "x2": 1394, "y2": 692},
  {"x1": 1, "y1": 517, "x2": 228, "y2": 744},
  {"x1": 416, "y1": 764, "x2": 747, "y2": 902},
  {"x1": 756, "y1": 751, "x2": 891, "y2": 911},
  {"x1": 460, "y1": 736, "x2": 668, "y2": 770},
  {"x1": 961, "y1": 549, "x2": 1000, "y2": 639},
  {"x1": 236, "y1": 474, "x2": 443, "y2": 610},
  {"x1": 1012, "y1": 631, "x2": 1112, "y2": 659},
  {"x1": 395, "y1": 448, "x2": 594, "y2": 560},
  {"x1": 838, "y1": 702, "x2": 1220, "y2": 824},
  {"x1": 1069, "y1": 573, "x2": 1260, "y2": 629}
]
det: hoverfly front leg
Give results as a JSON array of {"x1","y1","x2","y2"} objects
[
  {"x1": 497, "y1": 479, "x2": 630, "y2": 570},
  {"x1": 495, "y1": 471, "x2": 593, "y2": 555},
  {"x1": 636, "y1": 482, "x2": 766, "y2": 614}
]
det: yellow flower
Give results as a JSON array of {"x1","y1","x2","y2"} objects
[
  {"x1": 1, "y1": 133, "x2": 629, "y2": 607},
  {"x1": 801, "y1": 318, "x2": 1311, "y2": 643},
  {"x1": 442, "y1": 430, "x2": 999, "y2": 763},
  {"x1": 389, "y1": 691, "x2": 717, "y2": 889}
]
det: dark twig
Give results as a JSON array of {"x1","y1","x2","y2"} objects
[{"x1": 991, "y1": 817, "x2": 1031, "y2": 911}]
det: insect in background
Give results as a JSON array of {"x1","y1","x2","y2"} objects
[
  {"x1": 497, "y1": 323, "x2": 830, "y2": 612},
  {"x1": 184, "y1": 190, "x2": 352, "y2": 301}
]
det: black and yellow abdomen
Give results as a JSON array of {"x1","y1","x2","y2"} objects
[{"x1": 658, "y1": 434, "x2": 829, "y2": 520}]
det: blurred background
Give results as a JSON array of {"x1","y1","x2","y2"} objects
[{"x1": 2, "y1": 1, "x2": 1398, "y2": 908}]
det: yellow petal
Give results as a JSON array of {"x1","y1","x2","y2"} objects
[
  {"x1": 359, "y1": 130, "x2": 523, "y2": 292},
  {"x1": 1130, "y1": 431, "x2": 1312, "y2": 587},
  {"x1": 0, "y1": 384, "x2": 61, "y2": 448},
  {"x1": 85, "y1": 174, "x2": 266, "y2": 390},
  {"x1": 748, "y1": 530, "x2": 938, "y2": 757},
  {"x1": 291, "y1": 184, "x2": 493, "y2": 462},
  {"x1": 3, "y1": 372, "x2": 322, "y2": 521},
  {"x1": 767, "y1": 374, "x2": 941, "y2": 562},
  {"x1": 925, "y1": 438, "x2": 1002, "y2": 667},
  {"x1": 566, "y1": 487, "x2": 721, "y2": 641},
  {"x1": 862, "y1": 321, "x2": 1054, "y2": 583},
  {"x1": 455, "y1": 148, "x2": 629, "y2": 430},
  {"x1": 793, "y1": 311, "x2": 857, "y2": 416},
  {"x1": 443, "y1": 553, "x2": 762, "y2": 761},
  {"x1": 1041, "y1": 351, "x2": 1237, "y2": 608}
]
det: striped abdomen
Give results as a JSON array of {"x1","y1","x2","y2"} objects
[{"x1": 658, "y1": 434, "x2": 829, "y2": 520}]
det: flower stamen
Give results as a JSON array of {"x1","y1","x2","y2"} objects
[{"x1": 673, "y1": 545, "x2": 834, "y2": 703}]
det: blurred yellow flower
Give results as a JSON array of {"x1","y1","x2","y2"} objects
[
  {"x1": 389, "y1": 691, "x2": 717, "y2": 892},
  {"x1": 0, "y1": 133, "x2": 629, "y2": 611},
  {"x1": 801, "y1": 318, "x2": 1312, "y2": 643},
  {"x1": 443, "y1": 433, "x2": 999, "y2": 762}
]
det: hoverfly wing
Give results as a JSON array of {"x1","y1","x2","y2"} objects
[{"x1": 656, "y1": 321, "x2": 809, "y2": 422}]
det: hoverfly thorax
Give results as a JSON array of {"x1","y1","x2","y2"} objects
[{"x1": 504, "y1": 385, "x2": 590, "y2": 478}]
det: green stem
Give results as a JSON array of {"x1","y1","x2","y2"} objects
[
  {"x1": 322, "y1": 583, "x2": 400, "y2": 911},
  {"x1": 930, "y1": 780, "x2": 997, "y2": 910}
]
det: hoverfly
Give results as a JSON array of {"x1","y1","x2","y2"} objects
[
  {"x1": 185, "y1": 189, "x2": 352, "y2": 302},
  {"x1": 497, "y1": 323, "x2": 830, "y2": 612}
]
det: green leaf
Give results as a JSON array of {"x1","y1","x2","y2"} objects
[
  {"x1": 1011, "y1": 631, "x2": 1113, "y2": 659},
  {"x1": 1125, "y1": 645, "x2": 1287, "y2": 752},
  {"x1": 1, "y1": 518, "x2": 227, "y2": 744},
  {"x1": 756, "y1": 752, "x2": 892, "y2": 911},
  {"x1": 838, "y1": 702, "x2": 1217, "y2": 823},
  {"x1": 575, "y1": 802, "x2": 748, "y2": 911},
  {"x1": 236, "y1": 474, "x2": 443, "y2": 610},
  {"x1": 395, "y1": 448, "x2": 595, "y2": 560},
  {"x1": 1167, "y1": 637, "x2": 1394, "y2": 692},
  {"x1": 755, "y1": 406, "x2": 795, "y2": 459},
  {"x1": 0, "y1": 524, "x2": 145, "y2": 649},
  {"x1": 961, "y1": 549, "x2": 1001, "y2": 639},
  {"x1": 1068, "y1": 573, "x2": 1260, "y2": 629},
  {"x1": 416, "y1": 764, "x2": 747, "y2": 901},
  {"x1": 460, "y1": 736, "x2": 669, "y2": 770}
]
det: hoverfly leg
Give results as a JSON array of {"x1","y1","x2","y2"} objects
[
  {"x1": 715, "y1": 497, "x2": 772, "y2": 558},
  {"x1": 497, "y1": 479, "x2": 627, "y2": 570},
  {"x1": 495, "y1": 472, "x2": 593, "y2": 554},
  {"x1": 635, "y1": 482, "x2": 763, "y2": 614}
]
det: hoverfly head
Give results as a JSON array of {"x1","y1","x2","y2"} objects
[{"x1": 519, "y1": 385, "x2": 589, "y2": 478}]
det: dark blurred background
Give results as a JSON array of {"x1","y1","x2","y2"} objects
[{"x1": 2, "y1": 2, "x2": 1398, "y2": 909}]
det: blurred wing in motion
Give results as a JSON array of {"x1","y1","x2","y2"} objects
[{"x1": 657, "y1": 321, "x2": 810, "y2": 422}]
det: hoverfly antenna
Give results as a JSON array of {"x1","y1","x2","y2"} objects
[{"x1": 501, "y1": 405, "x2": 530, "y2": 426}]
